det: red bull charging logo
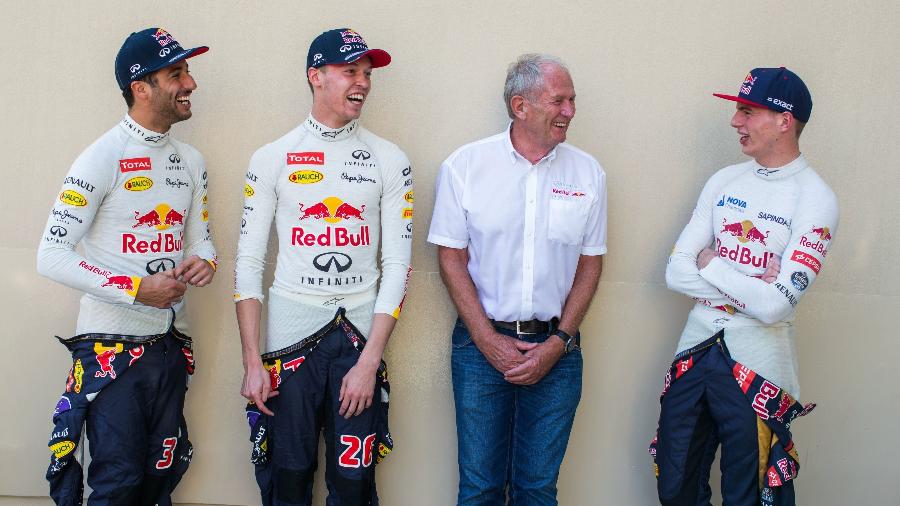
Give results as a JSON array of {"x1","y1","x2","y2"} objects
[{"x1": 721, "y1": 219, "x2": 769, "y2": 245}]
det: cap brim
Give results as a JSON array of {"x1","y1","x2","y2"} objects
[
  {"x1": 356, "y1": 48, "x2": 391, "y2": 68},
  {"x1": 712, "y1": 93, "x2": 767, "y2": 109}
]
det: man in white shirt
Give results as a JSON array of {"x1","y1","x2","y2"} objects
[
  {"x1": 428, "y1": 54, "x2": 606, "y2": 505},
  {"x1": 37, "y1": 27, "x2": 216, "y2": 505},
  {"x1": 651, "y1": 67, "x2": 837, "y2": 506},
  {"x1": 235, "y1": 28, "x2": 411, "y2": 505}
]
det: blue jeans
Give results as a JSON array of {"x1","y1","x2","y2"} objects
[{"x1": 451, "y1": 319, "x2": 583, "y2": 506}]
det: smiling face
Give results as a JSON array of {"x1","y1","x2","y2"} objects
[
  {"x1": 145, "y1": 60, "x2": 197, "y2": 129},
  {"x1": 309, "y1": 56, "x2": 373, "y2": 129},
  {"x1": 730, "y1": 103, "x2": 786, "y2": 163},
  {"x1": 514, "y1": 64, "x2": 576, "y2": 155}
]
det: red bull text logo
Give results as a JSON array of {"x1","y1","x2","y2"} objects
[
  {"x1": 751, "y1": 380, "x2": 781, "y2": 420},
  {"x1": 799, "y1": 236, "x2": 828, "y2": 257},
  {"x1": 287, "y1": 152, "x2": 325, "y2": 165},
  {"x1": 292, "y1": 226, "x2": 370, "y2": 247},
  {"x1": 715, "y1": 237, "x2": 775, "y2": 269},
  {"x1": 790, "y1": 250, "x2": 821, "y2": 274},
  {"x1": 119, "y1": 157, "x2": 152, "y2": 173}
]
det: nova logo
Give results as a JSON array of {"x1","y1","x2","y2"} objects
[{"x1": 717, "y1": 195, "x2": 747, "y2": 209}]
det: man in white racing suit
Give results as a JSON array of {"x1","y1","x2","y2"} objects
[{"x1": 235, "y1": 28, "x2": 412, "y2": 505}]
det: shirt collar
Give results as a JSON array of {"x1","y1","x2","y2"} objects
[
  {"x1": 304, "y1": 114, "x2": 359, "y2": 142},
  {"x1": 751, "y1": 153, "x2": 808, "y2": 180},
  {"x1": 504, "y1": 122, "x2": 558, "y2": 165},
  {"x1": 119, "y1": 114, "x2": 169, "y2": 146}
]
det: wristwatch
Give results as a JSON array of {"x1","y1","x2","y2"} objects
[{"x1": 553, "y1": 329, "x2": 578, "y2": 354}]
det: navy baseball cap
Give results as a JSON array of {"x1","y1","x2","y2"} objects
[
  {"x1": 306, "y1": 28, "x2": 391, "y2": 70},
  {"x1": 115, "y1": 28, "x2": 209, "y2": 90},
  {"x1": 714, "y1": 67, "x2": 812, "y2": 123}
]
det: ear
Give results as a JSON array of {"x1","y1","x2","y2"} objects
[
  {"x1": 777, "y1": 111, "x2": 794, "y2": 134},
  {"x1": 130, "y1": 80, "x2": 150, "y2": 103},
  {"x1": 308, "y1": 67, "x2": 321, "y2": 89},
  {"x1": 510, "y1": 95, "x2": 528, "y2": 120}
]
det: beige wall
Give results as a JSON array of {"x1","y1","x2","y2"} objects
[{"x1": 2, "y1": 1, "x2": 897, "y2": 504}]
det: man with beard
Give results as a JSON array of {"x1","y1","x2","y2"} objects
[
  {"x1": 235, "y1": 28, "x2": 411, "y2": 505},
  {"x1": 37, "y1": 27, "x2": 216, "y2": 505}
]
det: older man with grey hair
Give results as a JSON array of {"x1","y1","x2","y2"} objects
[{"x1": 428, "y1": 54, "x2": 607, "y2": 505}]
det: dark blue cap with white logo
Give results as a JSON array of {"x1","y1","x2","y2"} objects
[
  {"x1": 306, "y1": 28, "x2": 391, "y2": 70},
  {"x1": 115, "y1": 28, "x2": 208, "y2": 90},
  {"x1": 714, "y1": 67, "x2": 812, "y2": 123}
]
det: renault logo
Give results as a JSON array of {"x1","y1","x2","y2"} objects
[
  {"x1": 313, "y1": 252, "x2": 352, "y2": 273},
  {"x1": 352, "y1": 150, "x2": 371, "y2": 160},
  {"x1": 146, "y1": 258, "x2": 176, "y2": 274}
]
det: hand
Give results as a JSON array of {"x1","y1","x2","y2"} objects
[
  {"x1": 697, "y1": 248, "x2": 718, "y2": 269},
  {"x1": 472, "y1": 331, "x2": 537, "y2": 374},
  {"x1": 503, "y1": 337, "x2": 566, "y2": 385},
  {"x1": 339, "y1": 360, "x2": 378, "y2": 419},
  {"x1": 135, "y1": 270, "x2": 187, "y2": 308},
  {"x1": 760, "y1": 255, "x2": 781, "y2": 283},
  {"x1": 174, "y1": 255, "x2": 215, "y2": 287},
  {"x1": 241, "y1": 359, "x2": 279, "y2": 416}
]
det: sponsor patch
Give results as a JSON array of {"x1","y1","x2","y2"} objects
[
  {"x1": 289, "y1": 170, "x2": 324, "y2": 184},
  {"x1": 59, "y1": 190, "x2": 87, "y2": 207},
  {"x1": 287, "y1": 152, "x2": 325, "y2": 165},
  {"x1": 119, "y1": 157, "x2": 152, "y2": 172},
  {"x1": 790, "y1": 250, "x2": 821, "y2": 274},
  {"x1": 790, "y1": 271, "x2": 809, "y2": 291},
  {"x1": 124, "y1": 176, "x2": 153, "y2": 191},
  {"x1": 50, "y1": 440, "x2": 76, "y2": 459}
]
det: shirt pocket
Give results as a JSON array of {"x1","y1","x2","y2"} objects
[{"x1": 548, "y1": 199, "x2": 590, "y2": 245}]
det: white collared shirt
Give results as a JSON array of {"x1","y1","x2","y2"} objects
[{"x1": 428, "y1": 125, "x2": 607, "y2": 322}]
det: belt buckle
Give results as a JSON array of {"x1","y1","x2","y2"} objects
[{"x1": 516, "y1": 320, "x2": 536, "y2": 335}]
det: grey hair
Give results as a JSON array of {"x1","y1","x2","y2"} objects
[{"x1": 503, "y1": 54, "x2": 569, "y2": 119}]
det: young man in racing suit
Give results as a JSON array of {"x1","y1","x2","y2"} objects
[
  {"x1": 651, "y1": 68, "x2": 838, "y2": 505},
  {"x1": 235, "y1": 28, "x2": 412, "y2": 505},
  {"x1": 37, "y1": 28, "x2": 216, "y2": 505}
]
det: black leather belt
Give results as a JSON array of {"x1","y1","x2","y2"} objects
[{"x1": 490, "y1": 318, "x2": 559, "y2": 335}]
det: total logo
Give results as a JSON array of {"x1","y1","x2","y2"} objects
[
  {"x1": 119, "y1": 157, "x2": 152, "y2": 173},
  {"x1": 720, "y1": 219, "x2": 768, "y2": 245}
]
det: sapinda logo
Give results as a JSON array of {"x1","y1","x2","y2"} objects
[
  {"x1": 59, "y1": 190, "x2": 87, "y2": 207},
  {"x1": 124, "y1": 176, "x2": 153, "y2": 191}
]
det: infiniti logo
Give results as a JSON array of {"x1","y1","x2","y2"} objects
[
  {"x1": 146, "y1": 258, "x2": 176, "y2": 274},
  {"x1": 49, "y1": 226, "x2": 67, "y2": 237},
  {"x1": 169, "y1": 153, "x2": 181, "y2": 163},
  {"x1": 313, "y1": 252, "x2": 352, "y2": 273},
  {"x1": 406, "y1": 222, "x2": 412, "y2": 233},
  {"x1": 352, "y1": 150, "x2": 371, "y2": 160}
]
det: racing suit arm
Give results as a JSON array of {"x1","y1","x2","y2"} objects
[
  {"x1": 699, "y1": 188, "x2": 839, "y2": 324},
  {"x1": 665, "y1": 176, "x2": 734, "y2": 301},
  {"x1": 181, "y1": 149, "x2": 217, "y2": 270},
  {"x1": 373, "y1": 151, "x2": 413, "y2": 319},
  {"x1": 234, "y1": 151, "x2": 278, "y2": 303},
  {"x1": 36, "y1": 152, "x2": 142, "y2": 303}
]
